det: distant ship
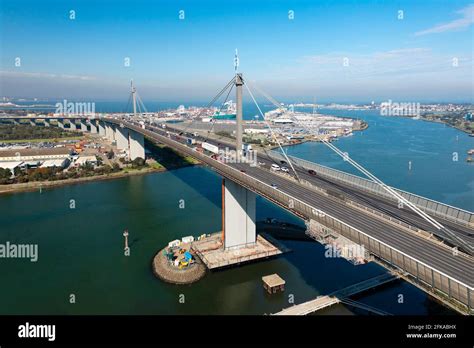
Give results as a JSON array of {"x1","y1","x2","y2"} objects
[{"x1": 213, "y1": 100, "x2": 236, "y2": 119}]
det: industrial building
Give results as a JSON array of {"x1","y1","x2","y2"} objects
[{"x1": 0, "y1": 147, "x2": 72, "y2": 162}]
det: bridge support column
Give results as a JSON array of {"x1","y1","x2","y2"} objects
[
  {"x1": 80, "y1": 119, "x2": 88, "y2": 132},
  {"x1": 29, "y1": 120, "x2": 36, "y2": 126},
  {"x1": 223, "y1": 179, "x2": 256, "y2": 250},
  {"x1": 115, "y1": 126, "x2": 129, "y2": 151},
  {"x1": 70, "y1": 120, "x2": 79, "y2": 130},
  {"x1": 57, "y1": 119, "x2": 65, "y2": 129},
  {"x1": 43, "y1": 119, "x2": 50, "y2": 127},
  {"x1": 128, "y1": 130, "x2": 145, "y2": 160},
  {"x1": 97, "y1": 121, "x2": 106, "y2": 136},
  {"x1": 89, "y1": 120, "x2": 98, "y2": 133},
  {"x1": 105, "y1": 123, "x2": 115, "y2": 142}
]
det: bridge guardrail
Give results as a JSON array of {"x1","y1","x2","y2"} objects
[
  {"x1": 296, "y1": 174, "x2": 429, "y2": 235},
  {"x1": 267, "y1": 150, "x2": 474, "y2": 227}
]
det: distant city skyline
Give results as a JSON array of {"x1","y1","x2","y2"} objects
[{"x1": 0, "y1": 0, "x2": 473, "y2": 102}]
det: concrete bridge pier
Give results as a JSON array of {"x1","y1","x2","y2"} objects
[
  {"x1": 128, "y1": 129, "x2": 145, "y2": 160},
  {"x1": 223, "y1": 179, "x2": 256, "y2": 250},
  {"x1": 115, "y1": 126, "x2": 129, "y2": 151},
  {"x1": 105, "y1": 123, "x2": 115, "y2": 142},
  {"x1": 87, "y1": 120, "x2": 99, "y2": 134},
  {"x1": 29, "y1": 119, "x2": 36, "y2": 126},
  {"x1": 80, "y1": 119, "x2": 88, "y2": 132},
  {"x1": 70, "y1": 120, "x2": 79, "y2": 130},
  {"x1": 97, "y1": 121, "x2": 106, "y2": 136},
  {"x1": 57, "y1": 119, "x2": 65, "y2": 129},
  {"x1": 88, "y1": 120, "x2": 98, "y2": 133},
  {"x1": 43, "y1": 119, "x2": 50, "y2": 127}
]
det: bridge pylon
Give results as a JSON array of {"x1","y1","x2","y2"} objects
[
  {"x1": 222, "y1": 178, "x2": 256, "y2": 250},
  {"x1": 235, "y1": 73, "x2": 243, "y2": 157}
]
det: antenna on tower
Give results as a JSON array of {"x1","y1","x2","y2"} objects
[
  {"x1": 234, "y1": 49, "x2": 239, "y2": 73},
  {"x1": 131, "y1": 79, "x2": 137, "y2": 117}
]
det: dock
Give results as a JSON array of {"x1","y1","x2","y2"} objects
[
  {"x1": 273, "y1": 272, "x2": 399, "y2": 315},
  {"x1": 192, "y1": 232, "x2": 290, "y2": 269}
]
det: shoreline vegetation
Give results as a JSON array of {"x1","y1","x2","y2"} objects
[
  {"x1": 383, "y1": 113, "x2": 474, "y2": 135},
  {"x1": 420, "y1": 117, "x2": 474, "y2": 135},
  {"x1": 0, "y1": 154, "x2": 200, "y2": 195},
  {"x1": 0, "y1": 136, "x2": 83, "y2": 144},
  {"x1": 0, "y1": 155, "x2": 200, "y2": 195},
  {"x1": 0, "y1": 166, "x2": 161, "y2": 195},
  {"x1": 0, "y1": 124, "x2": 82, "y2": 141}
]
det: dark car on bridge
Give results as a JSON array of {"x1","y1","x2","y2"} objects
[{"x1": 308, "y1": 169, "x2": 317, "y2": 176}]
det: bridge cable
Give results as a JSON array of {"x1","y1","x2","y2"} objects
[
  {"x1": 203, "y1": 83, "x2": 234, "y2": 144},
  {"x1": 177, "y1": 76, "x2": 236, "y2": 138},
  {"x1": 246, "y1": 81, "x2": 313, "y2": 169},
  {"x1": 243, "y1": 78, "x2": 301, "y2": 182},
  {"x1": 123, "y1": 91, "x2": 132, "y2": 116}
]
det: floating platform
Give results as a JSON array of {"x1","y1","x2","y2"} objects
[
  {"x1": 192, "y1": 232, "x2": 290, "y2": 269},
  {"x1": 262, "y1": 273, "x2": 286, "y2": 294}
]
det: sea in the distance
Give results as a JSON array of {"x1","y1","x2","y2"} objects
[{"x1": 0, "y1": 102, "x2": 472, "y2": 315}]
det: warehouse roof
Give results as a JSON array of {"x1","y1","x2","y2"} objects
[
  {"x1": 0, "y1": 147, "x2": 72, "y2": 158},
  {"x1": 40, "y1": 159, "x2": 68, "y2": 168},
  {"x1": 0, "y1": 161, "x2": 24, "y2": 169},
  {"x1": 75, "y1": 155, "x2": 97, "y2": 165}
]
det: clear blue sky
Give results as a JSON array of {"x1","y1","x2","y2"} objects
[{"x1": 0, "y1": 0, "x2": 473, "y2": 102}]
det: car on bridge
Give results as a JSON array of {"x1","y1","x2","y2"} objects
[
  {"x1": 271, "y1": 164, "x2": 281, "y2": 171},
  {"x1": 308, "y1": 169, "x2": 317, "y2": 176},
  {"x1": 281, "y1": 167, "x2": 289, "y2": 173},
  {"x1": 271, "y1": 184, "x2": 278, "y2": 189}
]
